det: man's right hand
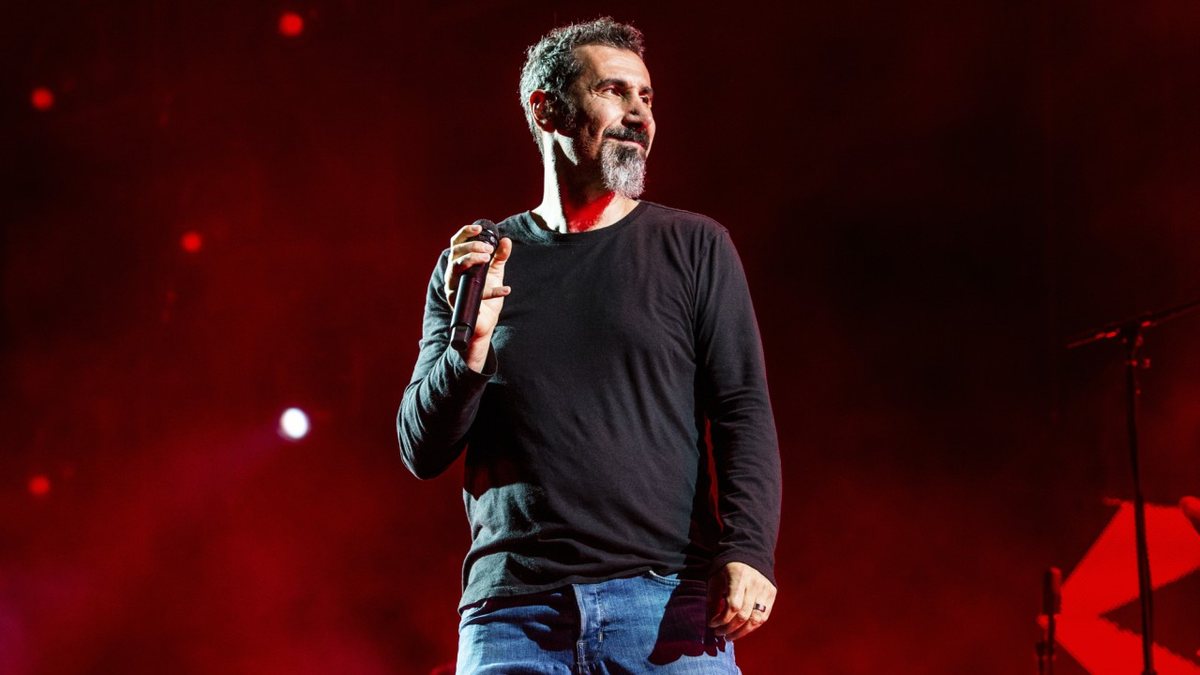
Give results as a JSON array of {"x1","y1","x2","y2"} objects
[{"x1": 444, "y1": 222, "x2": 513, "y2": 372}]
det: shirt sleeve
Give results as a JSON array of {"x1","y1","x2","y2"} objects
[
  {"x1": 396, "y1": 250, "x2": 496, "y2": 479},
  {"x1": 693, "y1": 227, "x2": 782, "y2": 586}
]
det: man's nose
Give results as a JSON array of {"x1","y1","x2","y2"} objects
[
  {"x1": 618, "y1": 88, "x2": 648, "y2": 114},
  {"x1": 624, "y1": 98, "x2": 651, "y2": 127}
]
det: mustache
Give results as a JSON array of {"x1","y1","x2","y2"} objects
[{"x1": 604, "y1": 129, "x2": 650, "y2": 147}]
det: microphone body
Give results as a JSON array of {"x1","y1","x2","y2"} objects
[{"x1": 449, "y1": 219, "x2": 500, "y2": 351}]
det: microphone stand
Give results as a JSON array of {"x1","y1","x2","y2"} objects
[
  {"x1": 1036, "y1": 567, "x2": 1061, "y2": 675},
  {"x1": 1036, "y1": 619, "x2": 1056, "y2": 675},
  {"x1": 1065, "y1": 296, "x2": 1200, "y2": 675}
]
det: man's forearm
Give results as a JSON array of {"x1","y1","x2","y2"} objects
[{"x1": 397, "y1": 345, "x2": 494, "y2": 479}]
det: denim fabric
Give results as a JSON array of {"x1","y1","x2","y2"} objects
[{"x1": 457, "y1": 571, "x2": 740, "y2": 674}]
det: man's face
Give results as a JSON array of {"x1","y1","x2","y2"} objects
[{"x1": 557, "y1": 45, "x2": 656, "y2": 198}]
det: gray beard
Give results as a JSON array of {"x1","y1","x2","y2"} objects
[{"x1": 600, "y1": 141, "x2": 647, "y2": 199}]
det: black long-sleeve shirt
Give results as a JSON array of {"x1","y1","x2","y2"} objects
[{"x1": 397, "y1": 202, "x2": 780, "y2": 609}]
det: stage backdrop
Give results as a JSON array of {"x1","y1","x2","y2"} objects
[{"x1": 4, "y1": 1, "x2": 1199, "y2": 673}]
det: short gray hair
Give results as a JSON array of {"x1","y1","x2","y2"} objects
[{"x1": 518, "y1": 18, "x2": 645, "y2": 147}]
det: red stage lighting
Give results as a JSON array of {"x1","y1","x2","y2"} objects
[
  {"x1": 1183, "y1": 496, "x2": 1200, "y2": 536},
  {"x1": 31, "y1": 87, "x2": 54, "y2": 111},
  {"x1": 28, "y1": 474, "x2": 51, "y2": 497},
  {"x1": 278, "y1": 11, "x2": 304, "y2": 37},
  {"x1": 180, "y1": 231, "x2": 203, "y2": 253}
]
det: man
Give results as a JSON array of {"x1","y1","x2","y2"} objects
[{"x1": 397, "y1": 18, "x2": 780, "y2": 673}]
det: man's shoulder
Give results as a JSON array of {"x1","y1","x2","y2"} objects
[
  {"x1": 493, "y1": 210, "x2": 545, "y2": 244},
  {"x1": 638, "y1": 201, "x2": 729, "y2": 237},
  {"x1": 496, "y1": 210, "x2": 531, "y2": 232}
]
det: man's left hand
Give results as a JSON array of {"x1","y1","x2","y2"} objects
[{"x1": 707, "y1": 561, "x2": 776, "y2": 641}]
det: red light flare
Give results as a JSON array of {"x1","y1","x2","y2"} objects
[
  {"x1": 181, "y1": 231, "x2": 203, "y2": 253},
  {"x1": 28, "y1": 474, "x2": 51, "y2": 497},
  {"x1": 31, "y1": 87, "x2": 54, "y2": 111},
  {"x1": 1183, "y1": 495, "x2": 1200, "y2": 535},
  {"x1": 278, "y1": 11, "x2": 304, "y2": 37}
]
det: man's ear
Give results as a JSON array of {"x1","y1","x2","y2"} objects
[{"x1": 530, "y1": 90, "x2": 556, "y2": 132}]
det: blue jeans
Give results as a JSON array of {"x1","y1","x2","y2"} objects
[{"x1": 456, "y1": 571, "x2": 740, "y2": 674}]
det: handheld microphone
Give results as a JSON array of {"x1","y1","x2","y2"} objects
[{"x1": 449, "y1": 219, "x2": 500, "y2": 351}]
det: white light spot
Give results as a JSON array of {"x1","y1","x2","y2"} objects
[{"x1": 279, "y1": 407, "x2": 310, "y2": 440}]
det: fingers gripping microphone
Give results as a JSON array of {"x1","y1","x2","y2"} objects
[{"x1": 449, "y1": 219, "x2": 500, "y2": 351}]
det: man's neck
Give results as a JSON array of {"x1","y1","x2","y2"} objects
[{"x1": 532, "y1": 155, "x2": 638, "y2": 234}]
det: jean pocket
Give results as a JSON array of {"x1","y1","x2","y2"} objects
[
  {"x1": 458, "y1": 598, "x2": 491, "y2": 628},
  {"x1": 644, "y1": 569, "x2": 683, "y2": 587}
]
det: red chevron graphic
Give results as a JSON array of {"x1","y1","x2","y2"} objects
[{"x1": 1052, "y1": 502, "x2": 1200, "y2": 674}]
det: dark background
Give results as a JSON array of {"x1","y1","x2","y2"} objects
[{"x1": 3, "y1": 1, "x2": 1199, "y2": 673}]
